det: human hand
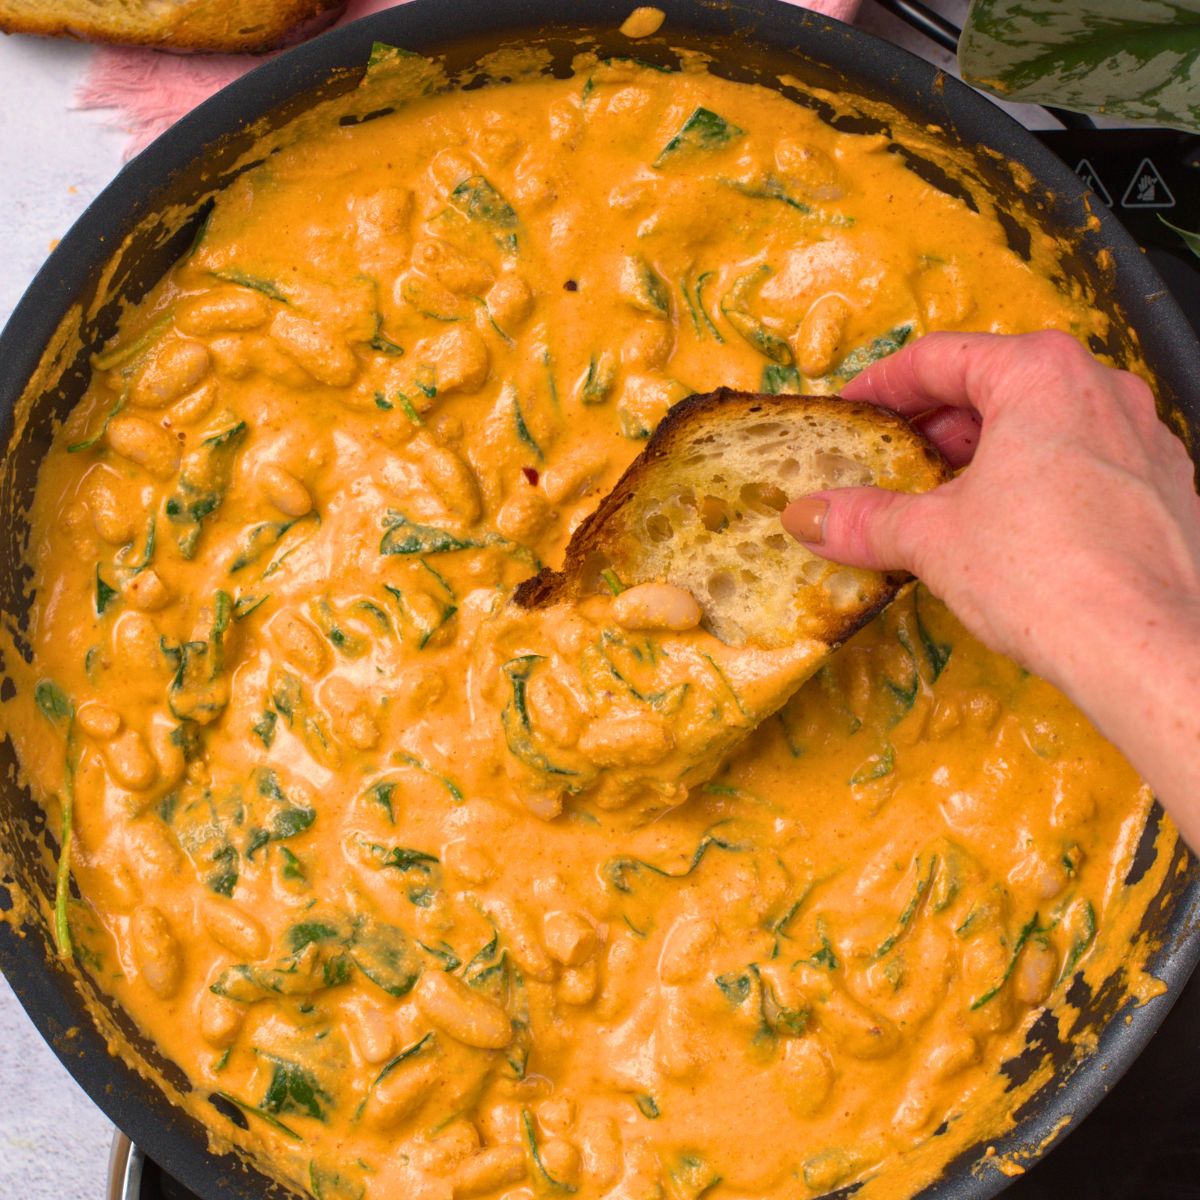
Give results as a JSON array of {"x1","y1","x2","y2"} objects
[
  {"x1": 781, "y1": 330, "x2": 1200, "y2": 690},
  {"x1": 780, "y1": 329, "x2": 1200, "y2": 846}
]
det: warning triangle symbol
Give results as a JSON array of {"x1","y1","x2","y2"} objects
[
  {"x1": 1121, "y1": 157, "x2": 1176, "y2": 209},
  {"x1": 1074, "y1": 158, "x2": 1112, "y2": 207}
]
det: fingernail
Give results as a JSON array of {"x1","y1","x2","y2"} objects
[{"x1": 782, "y1": 497, "x2": 829, "y2": 545}]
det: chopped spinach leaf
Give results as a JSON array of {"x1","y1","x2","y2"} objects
[
  {"x1": 215, "y1": 1091, "x2": 303, "y2": 1142},
  {"x1": 380, "y1": 512, "x2": 484, "y2": 555},
  {"x1": 1056, "y1": 899, "x2": 1097, "y2": 987},
  {"x1": 668, "y1": 1152, "x2": 722, "y2": 1200},
  {"x1": 970, "y1": 911, "x2": 1046, "y2": 1009},
  {"x1": 68, "y1": 396, "x2": 125, "y2": 454},
  {"x1": 211, "y1": 270, "x2": 289, "y2": 303},
  {"x1": 694, "y1": 271, "x2": 724, "y2": 342},
  {"x1": 654, "y1": 106, "x2": 744, "y2": 167},
  {"x1": 280, "y1": 846, "x2": 306, "y2": 882},
  {"x1": 605, "y1": 823, "x2": 748, "y2": 894},
  {"x1": 714, "y1": 962, "x2": 809, "y2": 1041},
  {"x1": 875, "y1": 854, "x2": 937, "y2": 959},
  {"x1": 522, "y1": 1108, "x2": 578, "y2": 1193},
  {"x1": 762, "y1": 362, "x2": 802, "y2": 394},
  {"x1": 825, "y1": 323, "x2": 914, "y2": 385},
  {"x1": 259, "y1": 1053, "x2": 330, "y2": 1121},
  {"x1": 620, "y1": 256, "x2": 669, "y2": 315},
  {"x1": 251, "y1": 710, "x2": 277, "y2": 749},
  {"x1": 165, "y1": 412, "x2": 247, "y2": 558},
  {"x1": 850, "y1": 743, "x2": 895, "y2": 786},
  {"x1": 500, "y1": 655, "x2": 580, "y2": 779},
  {"x1": 350, "y1": 915, "x2": 423, "y2": 997},
  {"x1": 163, "y1": 591, "x2": 232, "y2": 723},
  {"x1": 396, "y1": 751, "x2": 463, "y2": 802},
  {"x1": 364, "y1": 780, "x2": 396, "y2": 822},
  {"x1": 309, "y1": 1162, "x2": 365, "y2": 1200},
  {"x1": 449, "y1": 175, "x2": 519, "y2": 252},
  {"x1": 914, "y1": 586, "x2": 951, "y2": 680},
  {"x1": 91, "y1": 313, "x2": 173, "y2": 373},
  {"x1": 720, "y1": 265, "x2": 793, "y2": 365},
  {"x1": 512, "y1": 388, "x2": 544, "y2": 460},
  {"x1": 230, "y1": 514, "x2": 312, "y2": 573},
  {"x1": 580, "y1": 352, "x2": 617, "y2": 404},
  {"x1": 35, "y1": 679, "x2": 73, "y2": 725}
]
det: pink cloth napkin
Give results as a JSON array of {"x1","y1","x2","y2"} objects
[{"x1": 74, "y1": 0, "x2": 861, "y2": 158}]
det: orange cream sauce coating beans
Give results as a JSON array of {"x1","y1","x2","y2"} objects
[{"x1": 6, "y1": 58, "x2": 1141, "y2": 1200}]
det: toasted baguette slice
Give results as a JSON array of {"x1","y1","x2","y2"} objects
[
  {"x1": 0, "y1": 0, "x2": 346, "y2": 52},
  {"x1": 515, "y1": 389, "x2": 950, "y2": 648}
]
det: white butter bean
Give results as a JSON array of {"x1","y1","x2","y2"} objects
[{"x1": 613, "y1": 581, "x2": 701, "y2": 632}]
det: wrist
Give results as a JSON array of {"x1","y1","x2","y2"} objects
[{"x1": 1048, "y1": 578, "x2": 1200, "y2": 847}]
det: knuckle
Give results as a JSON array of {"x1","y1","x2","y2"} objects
[{"x1": 1029, "y1": 328, "x2": 1085, "y2": 360}]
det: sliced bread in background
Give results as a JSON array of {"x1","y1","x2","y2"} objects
[{"x1": 0, "y1": 0, "x2": 347, "y2": 52}]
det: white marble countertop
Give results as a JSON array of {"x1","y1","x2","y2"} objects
[{"x1": 0, "y1": 3, "x2": 1063, "y2": 1196}]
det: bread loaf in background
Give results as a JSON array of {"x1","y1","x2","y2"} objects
[{"x1": 0, "y1": 0, "x2": 347, "y2": 52}]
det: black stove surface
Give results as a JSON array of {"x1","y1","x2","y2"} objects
[
  {"x1": 1034, "y1": 128, "x2": 1200, "y2": 339},
  {"x1": 134, "y1": 130, "x2": 1200, "y2": 1200}
]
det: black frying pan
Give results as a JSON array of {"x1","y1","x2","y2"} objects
[{"x1": 0, "y1": 2, "x2": 1197, "y2": 1197}]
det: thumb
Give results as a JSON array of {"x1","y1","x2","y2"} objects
[{"x1": 781, "y1": 487, "x2": 929, "y2": 573}]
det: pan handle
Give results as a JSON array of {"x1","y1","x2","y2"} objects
[{"x1": 106, "y1": 1133, "x2": 144, "y2": 1200}]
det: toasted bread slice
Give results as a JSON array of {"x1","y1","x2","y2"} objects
[
  {"x1": 0, "y1": 0, "x2": 346, "y2": 52},
  {"x1": 515, "y1": 388, "x2": 951, "y2": 649}
]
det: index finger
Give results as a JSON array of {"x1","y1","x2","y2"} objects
[{"x1": 840, "y1": 330, "x2": 1013, "y2": 417}]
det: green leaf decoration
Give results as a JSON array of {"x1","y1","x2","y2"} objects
[
  {"x1": 959, "y1": 1, "x2": 1200, "y2": 133},
  {"x1": 1160, "y1": 215, "x2": 1200, "y2": 259}
]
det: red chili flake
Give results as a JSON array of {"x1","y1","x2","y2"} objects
[{"x1": 522, "y1": 467, "x2": 540, "y2": 486}]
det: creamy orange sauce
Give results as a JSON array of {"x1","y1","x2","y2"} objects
[{"x1": 1, "y1": 53, "x2": 1160, "y2": 1200}]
